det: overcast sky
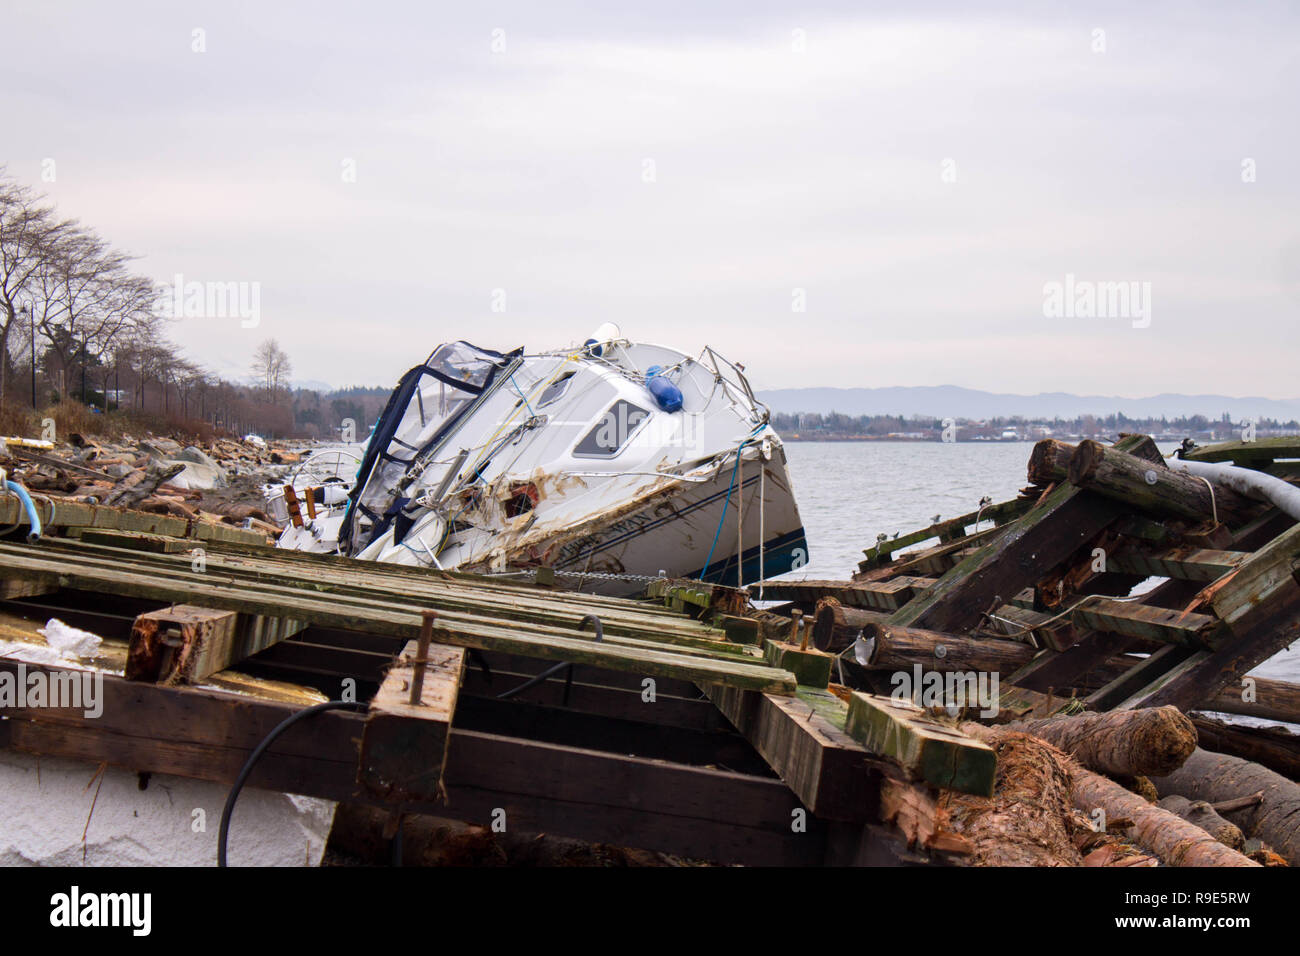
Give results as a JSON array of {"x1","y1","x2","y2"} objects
[{"x1": 3, "y1": 1, "x2": 1297, "y2": 397}]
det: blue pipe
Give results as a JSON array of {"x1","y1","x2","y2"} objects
[{"x1": 3, "y1": 478, "x2": 42, "y2": 542}]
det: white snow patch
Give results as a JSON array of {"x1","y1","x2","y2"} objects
[{"x1": 0, "y1": 750, "x2": 336, "y2": 866}]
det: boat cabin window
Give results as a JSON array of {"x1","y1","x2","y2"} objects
[
  {"x1": 573, "y1": 400, "x2": 650, "y2": 458},
  {"x1": 538, "y1": 371, "x2": 576, "y2": 407}
]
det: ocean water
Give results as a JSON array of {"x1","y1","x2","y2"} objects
[{"x1": 780, "y1": 440, "x2": 1300, "y2": 687}]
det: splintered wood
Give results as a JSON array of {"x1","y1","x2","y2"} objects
[{"x1": 126, "y1": 605, "x2": 306, "y2": 685}]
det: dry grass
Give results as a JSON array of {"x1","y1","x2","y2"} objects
[{"x1": 0, "y1": 400, "x2": 224, "y2": 444}]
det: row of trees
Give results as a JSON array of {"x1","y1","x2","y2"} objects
[
  {"x1": 0, "y1": 168, "x2": 308, "y2": 437},
  {"x1": 0, "y1": 169, "x2": 162, "y2": 408}
]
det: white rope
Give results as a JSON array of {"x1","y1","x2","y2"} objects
[{"x1": 1193, "y1": 475, "x2": 1219, "y2": 525}]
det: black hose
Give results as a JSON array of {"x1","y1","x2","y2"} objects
[
  {"x1": 217, "y1": 699, "x2": 366, "y2": 867},
  {"x1": 496, "y1": 615, "x2": 602, "y2": 704}
]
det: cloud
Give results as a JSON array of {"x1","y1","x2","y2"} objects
[{"x1": 3, "y1": 1, "x2": 1297, "y2": 395}]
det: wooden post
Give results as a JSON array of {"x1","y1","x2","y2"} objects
[
  {"x1": 1027, "y1": 438, "x2": 1075, "y2": 486},
  {"x1": 358, "y1": 638, "x2": 466, "y2": 803}
]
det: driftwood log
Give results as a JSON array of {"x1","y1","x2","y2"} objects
[
  {"x1": 941, "y1": 729, "x2": 1082, "y2": 866},
  {"x1": 1153, "y1": 747, "x2": 1300, "y2": 865},
  {"x1": 1027, "y1": 438, "x2": 1075, "y2": 486},
  {"x1": 1190, "y1": 715, "x2": 1300, "y2": 781},
  {"x1": 1067, "y1": 440, "x2": 1255, "y2": 525},
  {"x1": 1069, "y1": 767, "x2": 1256, "y2": 867},
  {"x1": 1156, "y1": 795, "x2": 1244, "y2": 849},
  {"x1": 101, "y1": 462, "x2": 186, "y2": 508},
  {"x1": 963, "y1": 722, "x2": 1255, "y2": 867},
  {"x1": 1209, "y1": 675, "x2": 1300, "y2": 725},
  {"x1": 863, "y1": 622, "x2": 1035, "y2": 675},
  {"x1": 812, "y1": 599, "x2": 885, "y2": 652},
  {"x1": 1009, "y1": 706, "x2": 1197, "y2": 778}
]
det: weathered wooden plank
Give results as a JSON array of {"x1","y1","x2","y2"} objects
[
  {"x1": 857, "y1": 497, "x2": 1031, "y2": 570},
  {"x1": 1207, "y1": 522, "x2": 1300, "y2": 628},
  {"x1": 357, "y1": 638, "x2": 465, "y2": 802},
  {"x1": 763, "y1": 639, "x2": 833, "y2": 687},
  {"x1": 1071, "y1": 598, "x2": 1224, "y2": 648},
  {"x1": 76, "y1": 529, "x2": 193, "y2": 553},
  {"x1": 0, "y1": 544, "x2": 796, "y2": 692},
  {"x1": 701, "y1": 683, "x2": 878, "y2": 822},
  {"x1": 126, "y1": 604, "x2": 307, "y2": 684},
  {"x1": 1181, "y1": 437, "x2": 1300, "y2": 466},
  {"x1": 0, "y1": 495, "x2": 268, "y2": 545},
  {"x1": 38, "y1": 535, "x2": 730, "y2": 648},
  {"x1": 0, "y1": 578, "x2": 56, "y2": 600},
  {"x1": 1105, "y1": 547, "x2": 1249, "y2": 582},
  {"x1": 844, "y1": 692, "x2": 996, "y2": 796}
]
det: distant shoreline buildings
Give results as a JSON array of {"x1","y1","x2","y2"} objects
[{"x1": 771, "y1": 411, "x2": 1300, "y2": 443}]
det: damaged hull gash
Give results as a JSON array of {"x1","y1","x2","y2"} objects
[{"x1": 277, "y1": 327, "x2": 808, "y2": 595}]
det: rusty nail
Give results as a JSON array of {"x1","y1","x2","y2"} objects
[{"x1": 410, "y1": 609, "x2": 436, "y2": 705}]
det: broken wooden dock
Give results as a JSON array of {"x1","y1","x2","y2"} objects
[{"x1": 2, "y1": 431, "x2": 1298, "y2": 866}]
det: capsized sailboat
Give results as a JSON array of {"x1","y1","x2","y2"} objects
[{"x1": 274, "y1": 326, "x2": 808, "y2": 596}]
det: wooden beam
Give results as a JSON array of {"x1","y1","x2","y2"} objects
[
  {"x1": 700, "y1": 683, "x2": 879, "y2": 822},
  {"x1": 0, "y1": 657, "x2": 822, "y2": 865},
  {"x1": 1120, "y1": 581, "x2": 1300, "y2": 712},
  {"x1": 77, "y1": 529, "x2": 193, "y2": 553},
  {"x1": 1181, "y1": 437, "x2": 1300, "y2": 466},
  {"x1": 1071, "y1": 598, "x2": 1224, "y2": 648},
  {"x1": 1105, "y1": 547, "x2": 1249, "y2": 582},
  {"x1": 857, "y1": 497, "x2": 1031, "y2": 571},
  {"x1": 844, "y1": 692, "x2": 996, "y2": 796},
  {"x1": 357, "y1": 638, "x2": 465, "y2": 802},
  {"x1": 0, "y1": 495, "x2": 267, "y2": 545},
  {"x1": 125, "y1": 605, "x2": 307, "y2": 684},
  {"x1": 37, "y1": 536, "x2": 733, "y2": 649},
  {"x1": 763, "y1": 639, "x2": 833, "y2": 687},
  {"x1": 888, "y1": 483, "x2": 1122, "y2": 633}
]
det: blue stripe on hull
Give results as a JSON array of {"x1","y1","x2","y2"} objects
[{"x1": 689, "y1": 527, "x2": 809, "y2": 588}]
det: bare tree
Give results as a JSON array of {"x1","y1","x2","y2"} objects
[
  {"x1": 0, "y1": 170, "x2": 69, "y2": 404},
  {"x1": 251, "y1": 338, "x2": 292, "y2": 402}
]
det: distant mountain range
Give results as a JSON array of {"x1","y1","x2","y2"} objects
[{"x1": 757, "y1": 386, "x2": 1300, "y2": 423}]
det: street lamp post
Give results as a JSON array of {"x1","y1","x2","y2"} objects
[{"x1": 22, "y1": 302, "x2": 35, "y2": 409}]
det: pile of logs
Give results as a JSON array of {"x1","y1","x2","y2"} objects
[
  {"x1": 886, "y1": 702, "x2": 1294, "y2": 867},
  {"x1": 0, "y1": 432, "x2": 301, "y2": 535},
  {"x1": 746, "y1": 432, "x2": 1300, "y2": 867}
]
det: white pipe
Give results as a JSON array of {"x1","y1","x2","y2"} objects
[{"x1": 1170, "y1": 457, "x2": 1300, "y2": 522}]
